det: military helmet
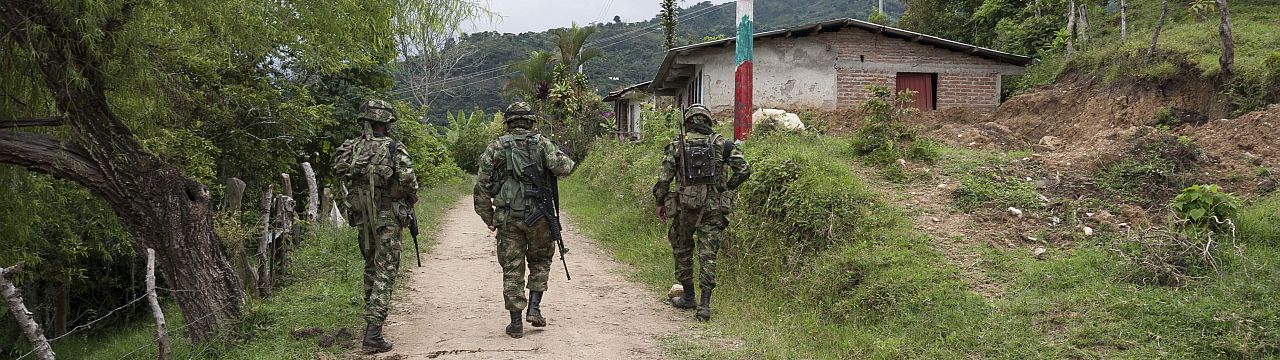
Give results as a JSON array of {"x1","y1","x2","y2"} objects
[
  {"x1": 503, "y1": 102, "x2": 537, "y2": 123},
  {"x1": 357, "y1": 99, "x2": 397, "y2": 123},
  {"x1": 684, "y1": 104, "x2": 713, "y2": 124}
]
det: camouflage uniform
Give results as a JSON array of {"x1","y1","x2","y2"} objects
[
  {"x1": 474, "y1": 102, "x2": 574, "y2": 337},
  {"x1": 653, "y1": 104, "x2": 750, "y2": 321},
  {"x1": 333, "y1": 100, "x2": 417, "y2": 352}
]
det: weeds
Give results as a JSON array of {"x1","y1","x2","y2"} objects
[{"x1": 1097, "y1": 127, "x2": 1202, "y2": 204}]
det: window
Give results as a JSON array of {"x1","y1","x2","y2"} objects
[{"x1": 686, "y1": 67, "x2": 703, "y2": 105}]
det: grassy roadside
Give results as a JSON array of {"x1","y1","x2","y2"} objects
[
  {"x1": 48, "y1": 178, "x2": 472, "y2": 359},
  {"x1": 562, "y1": 134, "x2": 1046, "y2": 358},
  {"x1": 565, "y1": 130, "x2": 1280, "y2": 358}
]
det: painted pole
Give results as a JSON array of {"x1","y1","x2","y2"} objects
[{"x1": 734, "y1": 0, "x2": 754, "y2": 141}]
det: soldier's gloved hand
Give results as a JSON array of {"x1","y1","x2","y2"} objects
[
  {"x1": 409, "y1": 193, "x2": 419, "y2": 205},
  {"x1": 656, "y1": 206, "x2": 668, "y2": 223}
]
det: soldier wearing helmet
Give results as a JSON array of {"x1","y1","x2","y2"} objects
[
  {"x1": 332, "y1": 99, "x2": 418, "y2": 353},
  {"x1": 473, "y1": 102, "x2": 575, "y2": 338},
  {"x1": 652, "y1": 104, "x2": 751, "y2": 322}
]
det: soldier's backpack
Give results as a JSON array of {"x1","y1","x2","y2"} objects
[
  {"x1": 492, "y1": 133, "x2": 548, "y2": 215},
  {"x1": 680, "y1": 133, "x2": 735, "y2": 186},
  {"x1": 334, "y1": 137, "x2": 400, "y2": 226}
]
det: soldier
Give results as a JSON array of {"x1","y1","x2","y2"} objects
[
  {"x1": 332, "y1": 99, "x2": 419, "y2": 353},
  {"x1": 653, "y1": 104, "x2": 751, "y2": 322},
  {"x1": 474, "y1": 102, "x2": 575, "y2": 338}
]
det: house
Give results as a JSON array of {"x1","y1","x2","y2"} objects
[
  {"x1": 603, "y1": 81, "x2": 651, "y2": 141},
  {"x1": 651, "y1": 18, "x2": 1034, "y2": 113}
]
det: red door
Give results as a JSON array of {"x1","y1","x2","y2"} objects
[{"x1": 896, "y1": 73, "x2": 935, "y2": 111}]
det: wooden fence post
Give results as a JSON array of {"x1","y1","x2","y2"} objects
[
  {"x1": 222, "y1": 177, "x2": 247, "y2": 213},
  {"x1": 145, "y1": 249, "x2": 172, "y2": 360},
  {"x1": 257, "y1": 186, "x2": 274, "y2": 297},
  {"x1": 301, "y1": 163, "x2": 319, "y2": 222},
  {"x1": 0, "y1": 263, "x2": 56, "y2": 360}
]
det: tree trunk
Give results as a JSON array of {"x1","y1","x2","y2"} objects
[
  {"x1": 1147, "y1": 0, "x2": 1170, "y2": 61},
  {"x1": 1120, "y1": 0, "x2": 1128, "y2": 41},
  {"x1": 0, "y1": 264, "x2": 56, "y2": 360},
  {"x1": 0, "y1": 2, "x2": 245, "y2": 343},
  {"x1": 1216, "y1": 0, "x2": 1235, "y2": 78},
  {"x1": 1066, "y1": 0, "x2": 1077, "y2": 55},
  {"x1": 257, "y1": 186, "x2": 274, "y2": 297},
  {"x1": 1078, "y1": 4, "x2": 1090, "y2": 47}
]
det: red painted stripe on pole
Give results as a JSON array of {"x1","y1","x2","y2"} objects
[{"x1": 734, "y1": 61, "x2": 753, "y2": 141}]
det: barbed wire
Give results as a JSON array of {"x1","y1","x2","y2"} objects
[{"x1": 14, "y1": 292, "x2": 150, "y2": 360}]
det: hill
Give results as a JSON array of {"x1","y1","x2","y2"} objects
[{"x1": 394, "y1": 0, "x2": 905, "y2": 122}]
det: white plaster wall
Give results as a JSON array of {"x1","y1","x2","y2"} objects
[{"x1": 679, "y1": 37, "x2": 839, "y2": 113}]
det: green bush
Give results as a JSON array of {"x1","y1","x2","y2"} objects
[
  {"x1": 1097, "y1": 128, "x2": 1203, "y2": 204},
  {"x1": 444, "y1": 110, "x2": 501, "y2": 174},
  {"x1": 1171, "y1": 184, "x2": 1240, "y2": 231}
]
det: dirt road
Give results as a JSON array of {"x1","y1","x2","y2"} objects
[{"x1": 381, "y1": 197, "x2": 687, "y2": 359}]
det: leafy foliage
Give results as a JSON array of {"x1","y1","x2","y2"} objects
[
  {"x1": 444, "y1": 110, "x2": 502, "y2": 173},
  {"x1": 1171, "y1": 184, "x2": 1239, "y2": 231}
]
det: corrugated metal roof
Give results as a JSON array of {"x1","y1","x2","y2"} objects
[
  {"x1": 602, "y1": 81, "x2": 652, "y2": 102},
  {"x1": 652, "y1": 17, "x2": 1035, "y2": 94}
]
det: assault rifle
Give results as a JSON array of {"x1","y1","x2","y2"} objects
[
  {"x1": 407, "y1": 209, "x2": 421, "y2": 267},
  {"x1": 523, "y1": 166, "x2": 571, "y2": 280}
]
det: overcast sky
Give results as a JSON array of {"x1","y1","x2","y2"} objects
[{"x1": 468, "y1": 0, "x2": 735, "y2": 34}]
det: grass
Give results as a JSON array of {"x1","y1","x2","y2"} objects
[
  {"x1": 1015, "y1": 0, "x2": 1280, "y2": 112},
  {"x1": 567, "y1": 130, "x2": 1280, "y2": 358},
  {"x1": 43, "y1": 178, "x2": 472, "y2": 359},
  {"x1": 564, "y1": 133, "x2": 1049, "y2": 358}
]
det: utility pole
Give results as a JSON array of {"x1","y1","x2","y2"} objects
[
  {"x1": 879, "y1": 0, "x2": 884, "y2": 14},
  {"x1": 734, "y1": 0, "x2": 754, "y2": 141}
]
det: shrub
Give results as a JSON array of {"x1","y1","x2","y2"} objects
[
  {"x1": 1171, "y1": 184, "x2": 1240, "y2": 232},
  {"x1": 1097, "y1": 128, "x2": 1203, "y2": 204},
  {"x1": 444, "y1": 110, "x2": 501, "y2": 174}
]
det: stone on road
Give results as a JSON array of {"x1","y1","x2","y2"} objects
[{"x1": 382, "y1": 197, "x2": 686, "y2": 359}]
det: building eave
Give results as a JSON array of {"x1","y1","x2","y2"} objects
[{"x1": 651, "y1": 17, "x2": 1036, "y2": 94}]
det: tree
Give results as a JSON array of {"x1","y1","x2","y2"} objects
[
  {"x1": 1146, "y1": 0, "x2": 1171, "y2": 61},
  {"x1": 1216, "y1": 0, "x2": 1235, "y2": 78},
  {"x1": 550, "y1": 23, "x2": 605, "y2": 73},
  {"x1": 0, "y1": 0, "x2": 481, "y2": 342},
  {"x1": 1120, "y1": 0, "x2": 1128, "y2": 41},
  {"x1": 660, "y1": 0, "x2": 679, "y2": 49},
  {"x1": 613, "y1": 15, "x2": 623, "y2": 24},
  {"x1": 505, "y1": 51, "x2": 559, "y2": 102}
]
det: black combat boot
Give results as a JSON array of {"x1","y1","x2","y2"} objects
[
  {"x1": 362, "y1": 322, "x2": 393, "y2": 354},
  {"x1": 505, "y1": 310, "x2": 524, "y2": 338},
  {"x1": 696, "y1": 288, "x2": 713, "y2": 322},
  {"x1": 670, "y1": 282, "x2": 697, "y2": 309},
  {"x1": 526, "y1": 291, "x2": 547, "y2": 327}
]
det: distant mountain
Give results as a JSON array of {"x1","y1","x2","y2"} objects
[{"x1": 396, "y1": 0, "x2": 904, "y2": 122}]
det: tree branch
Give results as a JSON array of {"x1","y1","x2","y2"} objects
[
  {"x1": 0, "y1": 117, "x2": 65, "y2": 129},
  {"x1": 0, "y1": 131, "x2": 109, "y2": 190}
]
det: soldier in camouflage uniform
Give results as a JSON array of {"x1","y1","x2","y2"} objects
[
  {"x1": 474, "y1": 102, "x2": 575, "y2": 338},
  {"x1": 332, "y1": 99, "x2": 419, "y2": 353},
  {"x1": 653, "y1": 104, "x2": 751, "y2": 322}
]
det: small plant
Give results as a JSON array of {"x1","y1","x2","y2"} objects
[
  {"x1": 1170, "y1": 184, "x2": 1239, "y2": 231},
  {"x1": 851, "y1": 85, "x2": 938, "y2": 180}
]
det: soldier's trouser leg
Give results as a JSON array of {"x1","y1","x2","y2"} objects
[
  {"x1": 497, "y1": 222, "x2": 531, "y2": 311},
  {"x1": 696, "y1": 211, "x2": 727, "y2": 291},
  {"x1": 524, "y1": 219, "x2": 555, "y2": 293},
  {"x1": 361, "y1": 211, "x2": 403, "y2": 324},
  {"x1": 667, "y1": 209, "x2": 699, "y2": 286}
]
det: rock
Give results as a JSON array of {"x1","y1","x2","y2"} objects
[
  {"x1": 667, "y1": 284, "x2": 684, "y2": 299},
  {"x1": 1033, "y1": 247, "x2": 1047, "y2": 259},
  {"x1": 931, "y1": 217, "x2": 941, "y2": 223},
  {"x1": 1083, "y1": 226, "x2": 1094, "y2": 236},
  {"x1": 897, "y1": 158, "x2": 908, "y2": 167},
  {"x1": 1036, "y1": 136, "x2": 1064, "y2": 152},
  {"x1": 1008, "y1": 207, "x2": 1024, "y2": 217},
  {"x1": 751, "y1": 108, "x2": 805, "y2": 131}
]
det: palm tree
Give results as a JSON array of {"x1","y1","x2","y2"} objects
[
  {"x1": 549, "y1": 23, "x2": 604, "y2": 73},
  {"x1": 504, "y1": 50, "x2": 557, "y2": 102}
]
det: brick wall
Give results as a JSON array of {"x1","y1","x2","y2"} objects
[{"x1": 819, "y1": 29, "x2": 1012, "y2": 109}]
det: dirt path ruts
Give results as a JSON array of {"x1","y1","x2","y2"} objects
[{"x1": 380, "y1": 197, "x2": 686, "y2": 359}]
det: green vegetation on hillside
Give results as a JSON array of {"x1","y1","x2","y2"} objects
[{"x1": 563, "y1": 103, "x2": 1280, "y2": 357}]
